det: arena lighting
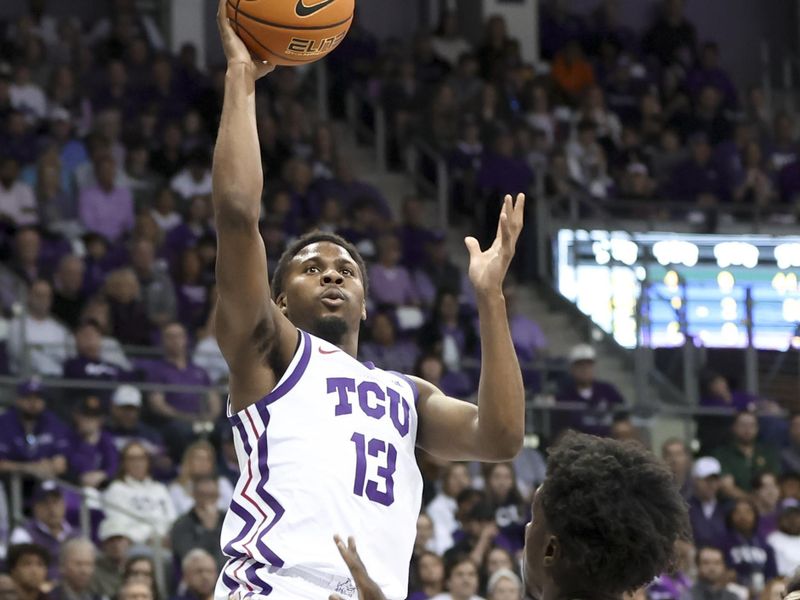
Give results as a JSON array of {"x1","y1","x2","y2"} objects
[
  {"x1": 720, "y1": 322, "x2": 740, "y2": 344},
  {"x1": 720, "y1": 297, "x2": 738, "y2": 320},
  {"x1": 696, "y1": 306, "x2": 710, "y2": 318},
  {"x1": 783, "y1": 298, "x2": 800, "y2": 322},
  {"x1": 609, "y1": 239, "x2": 639, "y2": 266},
  {"x1": 714, "y1": 242, "x2": 759, "y2": 268},
  {"x1": 775, "y1": 243, "x2": 800, "y2": 269},
  {"x1": 652, "y1": 240, "x2": 699, "y2": 267},
  {"x1": 717, "y1": 271, "x2": 735, "y2": 294},
  {"x1": 592, "y1": 241, "x2": 611, "y2": 265}
]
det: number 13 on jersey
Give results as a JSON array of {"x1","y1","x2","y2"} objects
[{"x1": 351, "y1": 433, "x2": 397, "y2": 506}]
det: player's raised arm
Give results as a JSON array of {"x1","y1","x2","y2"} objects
[
  {"x1": 212, "y1": 0, "x2": 296, "y2": 410},
  {"x1": 414, "y1": 194, "x2": 526, "y2": 461}
]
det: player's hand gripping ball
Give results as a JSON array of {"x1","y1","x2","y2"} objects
[{"x1": 225, "y1": 0, "x2": 355, "y2": 66}]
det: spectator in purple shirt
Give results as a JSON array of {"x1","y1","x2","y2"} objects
[
  {"x1": 753, "y1": 472, "x2": 781, "y2": 539},
  {"x1": 368, "y1": 233, "x2": 418, "y2": 309},
  {"x1": 66, "y1": 396, "x2": 119, "y2": 489},
  {"x1": 700, "y1": 372, "x2": 757, "y2": 412},
  {"x1": 687, "y1": 457, "x2": 732, "y2": 550},
  {"x1": 146, "y1": 322, "x2": 221, "y2": 460},
  {"x1": 398, "y1": 196, "x2": 436, "y2": 270},
  {"x1": 103, "y1": 268, "x2": 154, "y2": 346},
  {"x1": 723, "y1": 499, "x2": 778, "y2": 590},
  {"x1": 62, "y1": 321, "x2": 125, "y2": 408},
  {"x1": 668, "y1": 132, "x2": 727, "y2": 208},
  {"x1": 0, "y1": 379, "x2": 69, "y2": 479},
  {"x1": 9, "y1": 481, "x2": 75, "y2": 580},
  {"x1": 78, "y1": 154, "x2": 134, "y2": 243},
  {"x1": 164, "y1": 195, "x2": 214, "y2": 268},
  {"x1": 555, "y1": 344, "x2": 625, "y2": 436},
  {"x1": 359, "y1": 312, "x2": 419, "y2": 375},
  {"x1": 686, "y1": 42, "x2": 738, "y2": 109},
  {"x1": 173, "y1": 248, "x2": 211, "y2": 333},
  {"x1": 503, "y1": 281, "x2": 546, "y2": 390}
]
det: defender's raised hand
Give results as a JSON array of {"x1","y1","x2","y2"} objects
[
  {"x1": 464, "y1": 193, "x2": 525, "y2": 295},
  {"x1": 329, "y1": 536, "x2": 387, "y2": 600},
  {"x1": 217, "y1": 0, "x2": 274, "y2": 79}
]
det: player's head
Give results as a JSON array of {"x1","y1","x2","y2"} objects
[
  {"x1": 271, "y1": 231, "x2": 368, "y2": 345},
  {"x1": 523, "y1": 431, "x2": 689, "y2": 600}
]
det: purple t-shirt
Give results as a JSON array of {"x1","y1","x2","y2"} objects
[
  {"x1": 555, "y1": 380, "x2": 626, "y2": 436},
  {"x1": 67, "y1": 429, "x2": 119, "y2": 479},
  {"x1": 0, "y1": 409, "x2": 70, "y2": 463},
  {"x1": 147, "y1": 359, "x2": 211, "y2": 414},
  {"x1": 723, "y1": 531, "x2": 778, "y2": 585},
  {"x1": 368, "y1": 264, "x2": 418, "y2": 307}
]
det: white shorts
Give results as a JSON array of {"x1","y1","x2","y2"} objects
[{"x1": 216, "y1": 567, "x2": 357, "y2": 600}]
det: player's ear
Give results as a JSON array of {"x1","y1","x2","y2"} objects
[
  {"x1": 276, "y1": 292, "x2": 288, "y2": 315},
  {"x1": 542, "y1": 535, "x2": 559, "y2": 568},
  {"x1": 361, "y1": 299, "x2": 367, "y2": 321}
]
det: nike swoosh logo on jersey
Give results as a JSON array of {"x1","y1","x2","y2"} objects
[
  {"x1": 295, "y1": 0, "x2": 336, "y2": 17},
  {"x1": 318, "y1": 347, "x2": 340, "y2": 354}
]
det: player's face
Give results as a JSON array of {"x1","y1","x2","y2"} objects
[
  {"x1": 279, "y1": 242, "x2": 366, "y2": 341},
  {"x1": 523, "y1": 488, "x2": 552, "y2": 600}
]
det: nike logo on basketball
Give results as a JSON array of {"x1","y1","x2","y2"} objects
[
  {"x1": 295, "y1": 0, "x2": 336, "y2": 17},
  {"x1": 319, "y1": 347, "x2": 340, "y2": 355}
]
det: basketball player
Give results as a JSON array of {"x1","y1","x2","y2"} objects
[
  {"x1": 333, "y1": 432, "x2": 690, "y2": 600},
  {"x1": 213, "y1": 2, "x2": 525, "y2": 599}
]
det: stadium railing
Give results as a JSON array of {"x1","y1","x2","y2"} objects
[{"x1": 7, "y1": 471, "x2": 169, "y2": 598}]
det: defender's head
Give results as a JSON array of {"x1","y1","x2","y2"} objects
[
  {"x1": 271, "y1": 231, "x2": 368, "y2": 346},
  {"x1": 524, "y1": 431, "x2": 689, "y2": 600}
]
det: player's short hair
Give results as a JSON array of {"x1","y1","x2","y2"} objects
[
  {"x1": 271, "y1": 231, "x2": 368, "y2": 300},
  {"x1": 7, "y1": 544, "x2": 50, "y2": 571},
  {"x1": 540, "y1": 431, "x2": 690, "y2": 595}
]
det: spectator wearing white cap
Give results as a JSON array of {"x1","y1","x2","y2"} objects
[
  {"x1": 688, "y1": 457, "x2": 731, "y2": 550},
  {"x1": 554, "y1": 344, "x2": 625, "y2": 437},
  {"x1": 91, "y1": 518, "x2": 132, "y2": 599},
  {"x1": 107, "y1": 386, "x2": 167, "y2": 461},
  {"x1": 486, "y1": 568, "x2": 522, "y2": 600}
]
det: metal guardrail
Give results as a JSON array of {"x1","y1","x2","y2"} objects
[{"x1": 9, "y1": 472, "x2": 168, "y2": 597}]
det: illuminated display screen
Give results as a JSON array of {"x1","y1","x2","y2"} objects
[{"x1": 556, "y1": 230, "x2": 800, "y2": 350}]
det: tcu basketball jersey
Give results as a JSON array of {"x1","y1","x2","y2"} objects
[{"x1": 216, "y1": 330, "x2": 423, "y2": 600}]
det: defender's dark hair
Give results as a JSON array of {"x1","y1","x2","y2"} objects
[
  {"x1": 7, "y1": 543, "x2": 50, "y2": 571},
  {"x1": 270, "y1": 231, "x2": 368, "y2": 300},
  {"x1": 540, "y1": 431, "x2": 690, "y2": 595}
]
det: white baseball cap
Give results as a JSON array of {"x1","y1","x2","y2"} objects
[
  {"x1": 98, "y1": 518, "x2": 132, "y2": 542},
  {"x1": 569, "y1": 344, "x2": 596, "y2": 364},
  {"x1": 112, "y1": 385, "x2": 142, "y2": 408},
  {"x1": 692, "y1": 456, "x2": 721, "y2": 479}
]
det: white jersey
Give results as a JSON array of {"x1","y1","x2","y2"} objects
[{"x1": 216, "y1": 330, "x2": 423, "y2": 600}]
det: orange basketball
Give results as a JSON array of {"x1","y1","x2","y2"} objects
[{"x1": 226, "y1": 0, "x2": 355, "y2": 67}]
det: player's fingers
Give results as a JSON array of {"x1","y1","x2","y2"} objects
[
  {"x1": 513, "y1": 193, "x2": 526, "y2": 230},
  {"x1": 499, "y1": 212, "x2": 511, "y2": 249},
  {"x1": 464, "y1": 236, "x2": 481, "y2": 258},
  {"x1": 494, "y1": 194, "x2": 511, "y2": 241}
]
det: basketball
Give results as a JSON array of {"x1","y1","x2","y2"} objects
[{"x1": 226, "y1": 0, "x2": 355, "y2": 67}]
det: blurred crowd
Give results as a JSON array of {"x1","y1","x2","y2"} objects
[
  {"x1": 339, "y1": 0, "x2": 800, "y2": 229},
  {"x1": 0, "y1": 0, "x2": 798, "y2": 600}
]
